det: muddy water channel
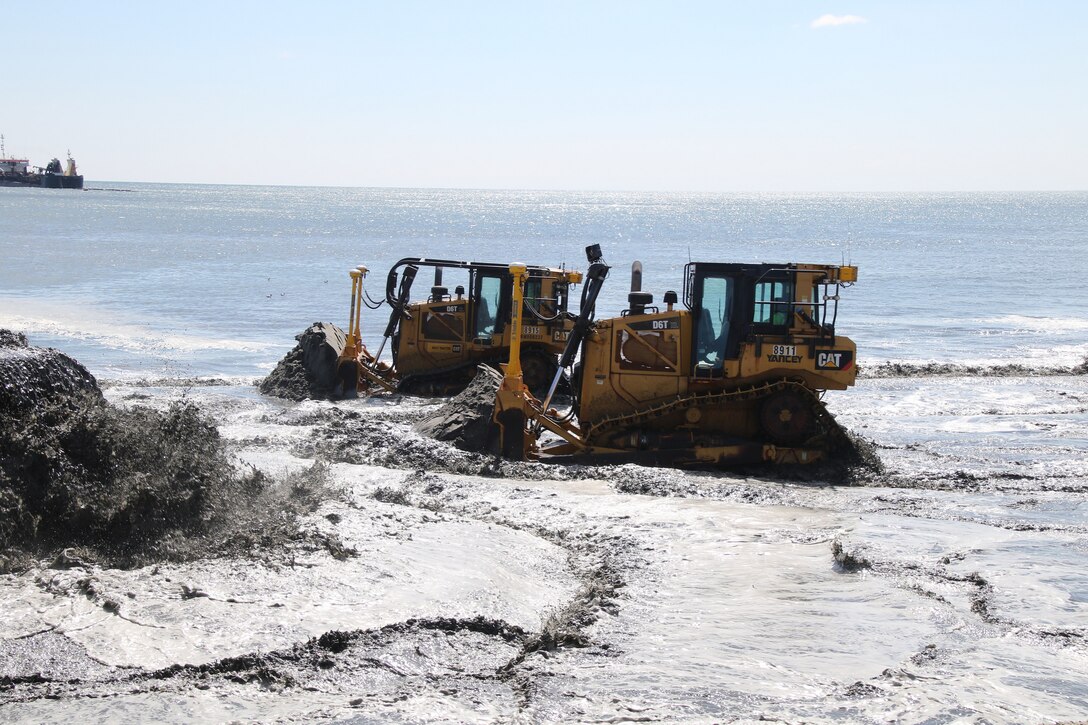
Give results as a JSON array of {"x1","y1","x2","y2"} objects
[{"x1": 2, "y1": 372, "x2": 1087, "y2": 723}]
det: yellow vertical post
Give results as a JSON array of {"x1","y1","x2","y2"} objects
[
  {"x1": 347, "y1": 269, "x2": 361, "y2": 348},
  {"x1": 354, "y1": 265, "x2": 368, "y2": 341},
  {"x1": 494, "y1": 263, "x2": 533, "y2": 460},
  {"x1": 503, "y1": 263, "x2": 527, "y2": 389}
]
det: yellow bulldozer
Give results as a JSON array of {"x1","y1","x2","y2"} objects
[
  {"x1": 490, "y1": 245, "x2": 860, "y2": 466},
  {"x1": 335, "y1": 257, "x2": 583, "y2": 397}
]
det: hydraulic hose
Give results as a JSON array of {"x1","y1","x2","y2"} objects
[
  {"x1": 538, "y1": 260, "x2": 610, "y2": 414},
  {"x1": 377, "y1": 265, "x2": 417, "y2": 360},
  {"x1": 523, "y1": 301, "x2": 574, "y2": 324}
]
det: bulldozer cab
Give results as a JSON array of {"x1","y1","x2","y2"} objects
[
  {"x1": 685, "y1": 262, "x2": 854, "y2": 382},
  {"x1": 470, "y1": 269, "x2": 560, "y2": 344},
  {"x1": 690, "y1": 263, "x2": 798, "y2": 373}
]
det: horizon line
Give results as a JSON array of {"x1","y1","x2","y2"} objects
[{"x1": 66, "y1": 181, "x2": 1088, "y2": 195}]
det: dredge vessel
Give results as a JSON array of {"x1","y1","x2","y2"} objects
[{"x1": 0, "y1": 135, "x2": 84, "y2": 189}]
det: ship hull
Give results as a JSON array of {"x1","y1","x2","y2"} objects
[
  {"x1": 0, "y1": 174, "x2": 84, "y2": 189},
  {"x1": 41, "y1": 174, "x2": 84, "y2": 189}
]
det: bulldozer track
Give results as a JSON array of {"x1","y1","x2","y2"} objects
[
  {"x1": 396, "y1": 360, "x2": 483, "y2": 395},
  {"x1": 583, "y1": 378, "x2": 851, "y2": 451}
]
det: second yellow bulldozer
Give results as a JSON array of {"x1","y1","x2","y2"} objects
[{"x1": 336, "y1": 257, "x2": 583, "y2": 397}]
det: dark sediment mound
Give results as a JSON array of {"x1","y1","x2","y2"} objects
[
  {"x1": 861, "y1": 359, "x2": 1087, "y2": 379},
  {"x1": 835, "y1": 431, "x2": 886, "y2": 482},
  {"x1": 301, "y1": 404, "x2": 570, "y2": 481},
  {"x1": 413, "y1": 366, "x2": 502, "y2": 452},
  {"x1": 259, "y1": 322, "x2": 347, "y2": 401},
  {"x1": 0, "y1": 331, "x2": 331, "y2": 572},
  {"x1": 1, "y1": 329, "x2": 101, "y2": 416},
  {"x1": 0, "y1": 329, "x2": 24, "y2": 347}
]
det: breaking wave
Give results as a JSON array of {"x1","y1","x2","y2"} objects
[{"x1": 860, "y1": 357, "x2": 1088, "y2": 379}]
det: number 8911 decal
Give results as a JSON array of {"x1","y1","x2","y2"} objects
[
  {"x1": 765, "y1": 346, "x2": 854, "y2": 370},
  {"x1": 767, "y1": 344, "x2": 801, "y2": 363}
]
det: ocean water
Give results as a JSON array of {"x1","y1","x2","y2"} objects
[
  {"x1": 2, "y1": 184, "x2": 1086, "y2": 378},
  {"x1": 2, "y1": 184, "x2": 1087, "y2": 723}
]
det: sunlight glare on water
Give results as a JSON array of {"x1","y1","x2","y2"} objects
[{"x1": 2, "y1": 186, "x2": 1086, "y2": 377}]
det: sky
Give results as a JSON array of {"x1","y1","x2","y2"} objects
[{"x1": 3, "y1": 1, "x2": 1086, "y2": 190}]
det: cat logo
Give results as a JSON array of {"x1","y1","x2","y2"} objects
[{"x1": 816, "y1": 350, "x2": 854, "y2": 370}]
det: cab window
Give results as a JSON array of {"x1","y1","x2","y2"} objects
[
  {"x1": 525, "y1": 278, "x2": 542, "y2": 306},
  {"x1": 475, "y1": 275, "x2": 502, "y2": 337},
  {"x1": 422, "y1": 309, "x2": 464, "y2": 341},
  {"x1": 695, "y1": 275, "x2": 732, "y2": 367},
  {"x1": 524, "y1": 277, "x2": 548, "y2": 316},
  {"x1": 753, "y1": 280, "x2": 793, "y2": 325}
]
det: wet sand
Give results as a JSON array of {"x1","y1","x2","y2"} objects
[{"x1": 1, "y1": 366, "x2": 1086, "y2": 723}]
